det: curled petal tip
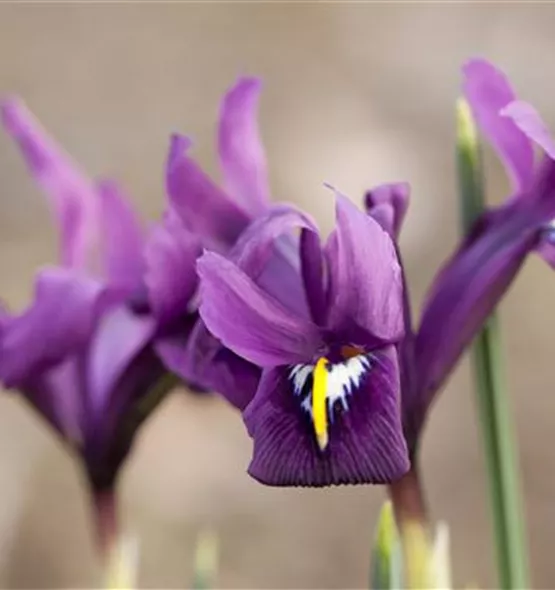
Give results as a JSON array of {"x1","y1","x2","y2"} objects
[
  {"x1": 221, "y1": 76, "x2": 263, "y2": 117},
  {"x1": 228, "y1": 76, "x2": 263, "y2": 96},
  {"x1": 168, "y1": 133, "x2": 192, "y2": 167}
]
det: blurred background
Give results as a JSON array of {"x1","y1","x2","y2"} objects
[{"x1": 1, "y1": 3, "x2": 555, "y2": 588}]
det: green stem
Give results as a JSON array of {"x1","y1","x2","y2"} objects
[{"x1": 456, "y1": 99, "x2": 529, "y2": 589}]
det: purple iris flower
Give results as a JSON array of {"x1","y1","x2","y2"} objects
[
  {"x1": 194, "y1": 63, "x2": 555, "y2": 489},
  {"x1": 0, "y1": 99, "x2": 195, "y2": 527},
  {"x1": 197, "y1": 193, "x2": 410, "y2": 486},
  {"x1": 380, "y1": 59, "x2": 555, "y2": 451}
]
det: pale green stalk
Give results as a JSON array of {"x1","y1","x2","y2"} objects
[{"x1": 456, "y1": 99, "x2": 529, "y2": 589}]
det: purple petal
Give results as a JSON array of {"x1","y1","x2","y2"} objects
[
  {"x1": 501, "y1": 100, "x2": 555, "y2": 160},
  {"x1": 462, "y1": 59, "x2": 535, "y2": 191},
  {"x1": 96, "y1": 180, "x2": 145, "y2": 292},
  {"x1": 157, "y1": 318, "x2": 261, "y2": 410},
  {"x1": 197, "y1": 252, "x2": 322, "y2": 367},
  {"x1": 218, "y1": 77, "x2": 269, "y2": 214},
  {"x1": 166, "y1": 134, "x2": 251, "y2": 252},
  {"x1": 12, "y1": 357, "x2": 83, "y2": 445},
  {"x1": 229, "y1": 204, "x2": 317, "y2": 315},
  {"x1": 536, "y1": 231, "x2": 555, "y2": 269},
  {"x1": 300, "y1": 228, "x2": 327, "y2": 325},
  {"x1": 325, "y1": 193, "x2": 404, "y2": 344},
  {"x1": 85, "y1": 347, "x2": 166, "y2": 489},
  {"x1": 414, "y1": 186, "x2": 555, "y2": 431},
  {"x1": 0, "y1": 267, "x2": 105, "y2": 388},
  {"x1": 144, "y1": 212, "x2": 201, "y2": 325},
  {"x1": 365, "y1": 182, "x2": 410, "y2": 238},
  {"x1": 1, "y1": 98, "x2": 98, "y2": 269},
  {"x1": 86, "y1": 305, "x2": 156, "y2": 422},
  {"x1": 243, "y1": 347, "x2": 409, "y2": 486}
]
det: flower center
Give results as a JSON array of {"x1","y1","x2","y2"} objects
[{"x1": 288, "y1": 346, "x2": 372, "y2": 451}]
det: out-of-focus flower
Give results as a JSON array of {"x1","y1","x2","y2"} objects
[
  {"x1": 0, "y1": 100, "x2": 194, "y2": 540},
  {"x1": 151, "y1": 77, "x2": 276, "y2": 409},
  {"x1": 461, "y1": 58, "x2": 555, "y2": 266},
  {"x1": 198, "y1": 193, "x2": 409, "y2": 486},
  {"x1": 363, "y1": 62, "x2": 555, "y2": 453}
]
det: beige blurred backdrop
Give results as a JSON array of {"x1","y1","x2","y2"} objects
[{"x1": 1, "y1": 3, "x2": 555, "y2": 588}]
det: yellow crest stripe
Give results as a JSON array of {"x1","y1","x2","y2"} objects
[{"x1": 312, "y1": 357, "x2": 329, "y2": 451}]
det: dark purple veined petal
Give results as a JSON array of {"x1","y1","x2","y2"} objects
[
  {"x1": 325, "y1": 192, "x2": 404, "y2": 345},
  {"x1": 95, "y1": 180, "x2": 145, "y2": 293},
  {"x1": 365, "y1": 182, "x2": 410, "y2": 239},
  {"x1": 218, "y1": 77, "x2": 270, "y2": 215},
  {"x1": 462, "y1": 59, "x2": 535, "y2": 192},
  {"x1": 144, "y1": 211, "x2": 201, "y2": 325},
  {"x1": 1, "y1": 98, "x2": 99, "y2": 269},
  {"x1": 197, "y1": 252, "x2": 322, "y2": 367},
  {"x1": 0, "y1": 266, "x2": 106, "y2": 388},
  {"x1": 165, "y1": 134, "x2": 252, "y2": 252},
  {"x1": 243, "y1": 346, "x2": 409, "y2": 486}
]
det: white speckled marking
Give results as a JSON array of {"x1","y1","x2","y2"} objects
[{"x1": 289, "y1": 354, "x2": 371, "y2": 418}]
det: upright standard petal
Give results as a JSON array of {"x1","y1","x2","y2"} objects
[
  {"x1": 501, "y1": 100, "x2": 555, "y2": 160},
  {"x1": 243, "y1": 347, "x2": 409, "y2": 486},
  {"x1": 144, "y1": 212, "x2": 201, "y2": 325},
  {"x1": 229, "y1": 204, "x2": 317, "y2": 316},
  {"x1": 96, "y1": 181, "x2": 145, "y2": 293},
  {"x1": 365, "y1": 182, "x2": 410, "y2": 238},
  {"x1": 166, "y1": 134, "x2": 252, "y2": 252},
  {"x1": 325, "y1": 193, "x2": 404, "y2": 344},
  {"x1": 1, "y1": 98, "x2": 99, "y2": 269},
  {"x1": 197, "y1": 252, "x2": 322, "y2": 367},
  {"x1": 86, "y1": 306, "x2": 156, "y2": 422},
  {"x1": 0, "y1": 267, "x2": 105, "y2": 388},
  {"x1": 462, "y1": 59, "x2": 535, "y2": 191},
  {"x1": 218, "y1": 77, "x2": 269, "y2": 214},
  {"x1": 300, "y1": 228, "x2": 327, "y2": 325}
]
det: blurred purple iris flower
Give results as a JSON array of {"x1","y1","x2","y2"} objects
[
  {"x1": 153, "y1": 77, "x2": 292, "y2": 410},
  {"x1": 460, "y1": 58, "x2": 555, "y2": 266},
  {"x1": 0, "y1": 100, "x2": 199, "y2": 511},
  {"x1": 402, "y1": 59, "x2": 555, "y2": 449}
]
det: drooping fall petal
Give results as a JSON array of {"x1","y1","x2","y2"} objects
[{"x1": 243, "y1": 347, "x2": 409, "y2": 486}]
